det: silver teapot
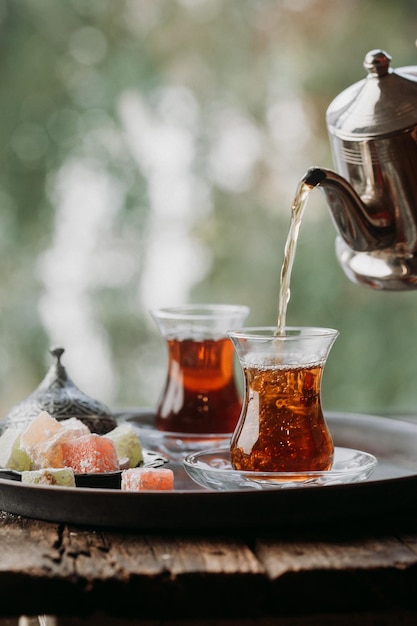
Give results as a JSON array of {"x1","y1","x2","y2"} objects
[{"x1": 304, "y1": 49, "x2": 417, "y2": 290}]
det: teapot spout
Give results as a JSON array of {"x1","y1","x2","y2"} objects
[{"x1": 302, "y1": 167, "x2": 395, "y2": 252}]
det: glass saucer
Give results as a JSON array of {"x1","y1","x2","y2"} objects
[
  {"x1": 183, "y1": 446, "x2": 378, "y2": 491},
  {"x1": 119, "y1": 410, "x2": 232, "y2": 461}
]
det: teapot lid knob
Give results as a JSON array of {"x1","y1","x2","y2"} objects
[
  {"x1": 327, "y1": 48, "x2": 417, "y2": 138},
  {"x1": 364, "y1": 49, "x2": 392, "y2": 77}
]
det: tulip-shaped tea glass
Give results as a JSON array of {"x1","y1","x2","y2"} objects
[
  {"x1": 151, "y1": 304, "x2": 250, "y2": 434},
  {"x1": 228, "y1": 326, "x2": 339, "y2": 472}
]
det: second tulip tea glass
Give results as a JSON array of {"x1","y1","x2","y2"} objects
[{"x1": 151, "y1": 304, "x2": 250, "y2": 435}]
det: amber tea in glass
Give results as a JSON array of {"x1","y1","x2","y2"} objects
[
  {"x1": 151, "y1": 304, "x2": 250, "y2": 434},
  {"x1": 228, "y1": 326, "x2": 338, "y2": 472}
]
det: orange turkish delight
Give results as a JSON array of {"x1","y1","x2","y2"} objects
[
  {"x1": 121, "y1": 467, "x2": 174, "y2": 491},
  {"x1": 62, "y1": 434, "x2": 119, "y2": 474}
]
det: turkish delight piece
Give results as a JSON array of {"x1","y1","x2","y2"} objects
[
  {"x1": 104, "y1": 423, "x2": 143, "y2": 468},
  {"x1": 60, "y1": 417, "x2": 90, "y2": 439},
  {"x1": 20, "y1": 411, "x2": 62, "y2": 452},
  {"x1": 20, "y1": 413, "x2": 91, "y2": 470},
  {"x1": 21, "y1": 467, "x2": 75, "y2": 487},
  {"x1": 62, "y1": 434, "x2": 119, "y2": 474},
  {"x1": 36, "y1": 417, "x2": 92, "y2": 468},
  {"x1": 121, "y1": 467, "x2": 174, "y2": 491},
  {"x1": 0, "y1": 428, "x2": 31, "y2": 471},
  {"x1": 32, "y1": 430, "x2": 67, "y2": 470}
]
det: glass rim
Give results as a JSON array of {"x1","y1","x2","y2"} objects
[
  {"x1": 150, "y1": 304, "x2": 250, "y2": 321},
  {"x1": 227, "y1": 326, "x2": 339, "y2": 340}
]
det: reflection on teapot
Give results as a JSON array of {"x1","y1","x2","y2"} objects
[{"x1": 304, "y1": 49, "x2": 417, "y2": 290}]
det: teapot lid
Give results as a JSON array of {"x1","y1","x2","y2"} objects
[
  {"x1": 326, "y1": 49, "x2": 417, "y2": 139},
  {"x1": 3, "y1": 346, "x2": 117, "y2": 434}
]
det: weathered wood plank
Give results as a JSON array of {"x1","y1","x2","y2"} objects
[
  {"x1": 68, "y1": 534, "x2": 266, "y2": 619},
  {"x1": 0, "y1": 513, "x2": 69, "y2": 574},
  {"x1": 0, "y1": 514, "x2": 266, "y2": 619},
  {"x1": 255, "y1": 533, "x2": 417, "y2": 577},
  {"x1": 3, "y1": 511, "x2": 417, "y2": 621},
  {"x1": 253, "y1": 528, "x2": 417, "y2": 615}
]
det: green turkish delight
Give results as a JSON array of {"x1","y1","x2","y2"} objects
[
  {"x1": 21, "y1": 467, "x2": 76, "y2": 487},
  {"x1": 104, "y1": 423, "x2": 143, "y2": 468},
  {"x1": 0, "y1": 427, "x2": 31, "y2": 471}
]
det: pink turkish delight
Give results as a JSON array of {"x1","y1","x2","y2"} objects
[
  {"x1": 62, "y1": 434, "x2": 119, "y2": 474},
  {"x1": 121, "y1": 468, "x2": 174, "y2": 491}
]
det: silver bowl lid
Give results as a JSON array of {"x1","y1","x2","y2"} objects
[{"x1": 3, "y1": 347, "x2": 116, "y2": 434}]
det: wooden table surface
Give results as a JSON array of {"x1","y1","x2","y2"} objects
[{"x1": 2, "y1": 507, "x2": 417, "y2": 626}]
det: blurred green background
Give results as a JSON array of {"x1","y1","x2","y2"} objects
[{"x1": 1, "y1": 0, "x2": 417, "y2": 419}]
